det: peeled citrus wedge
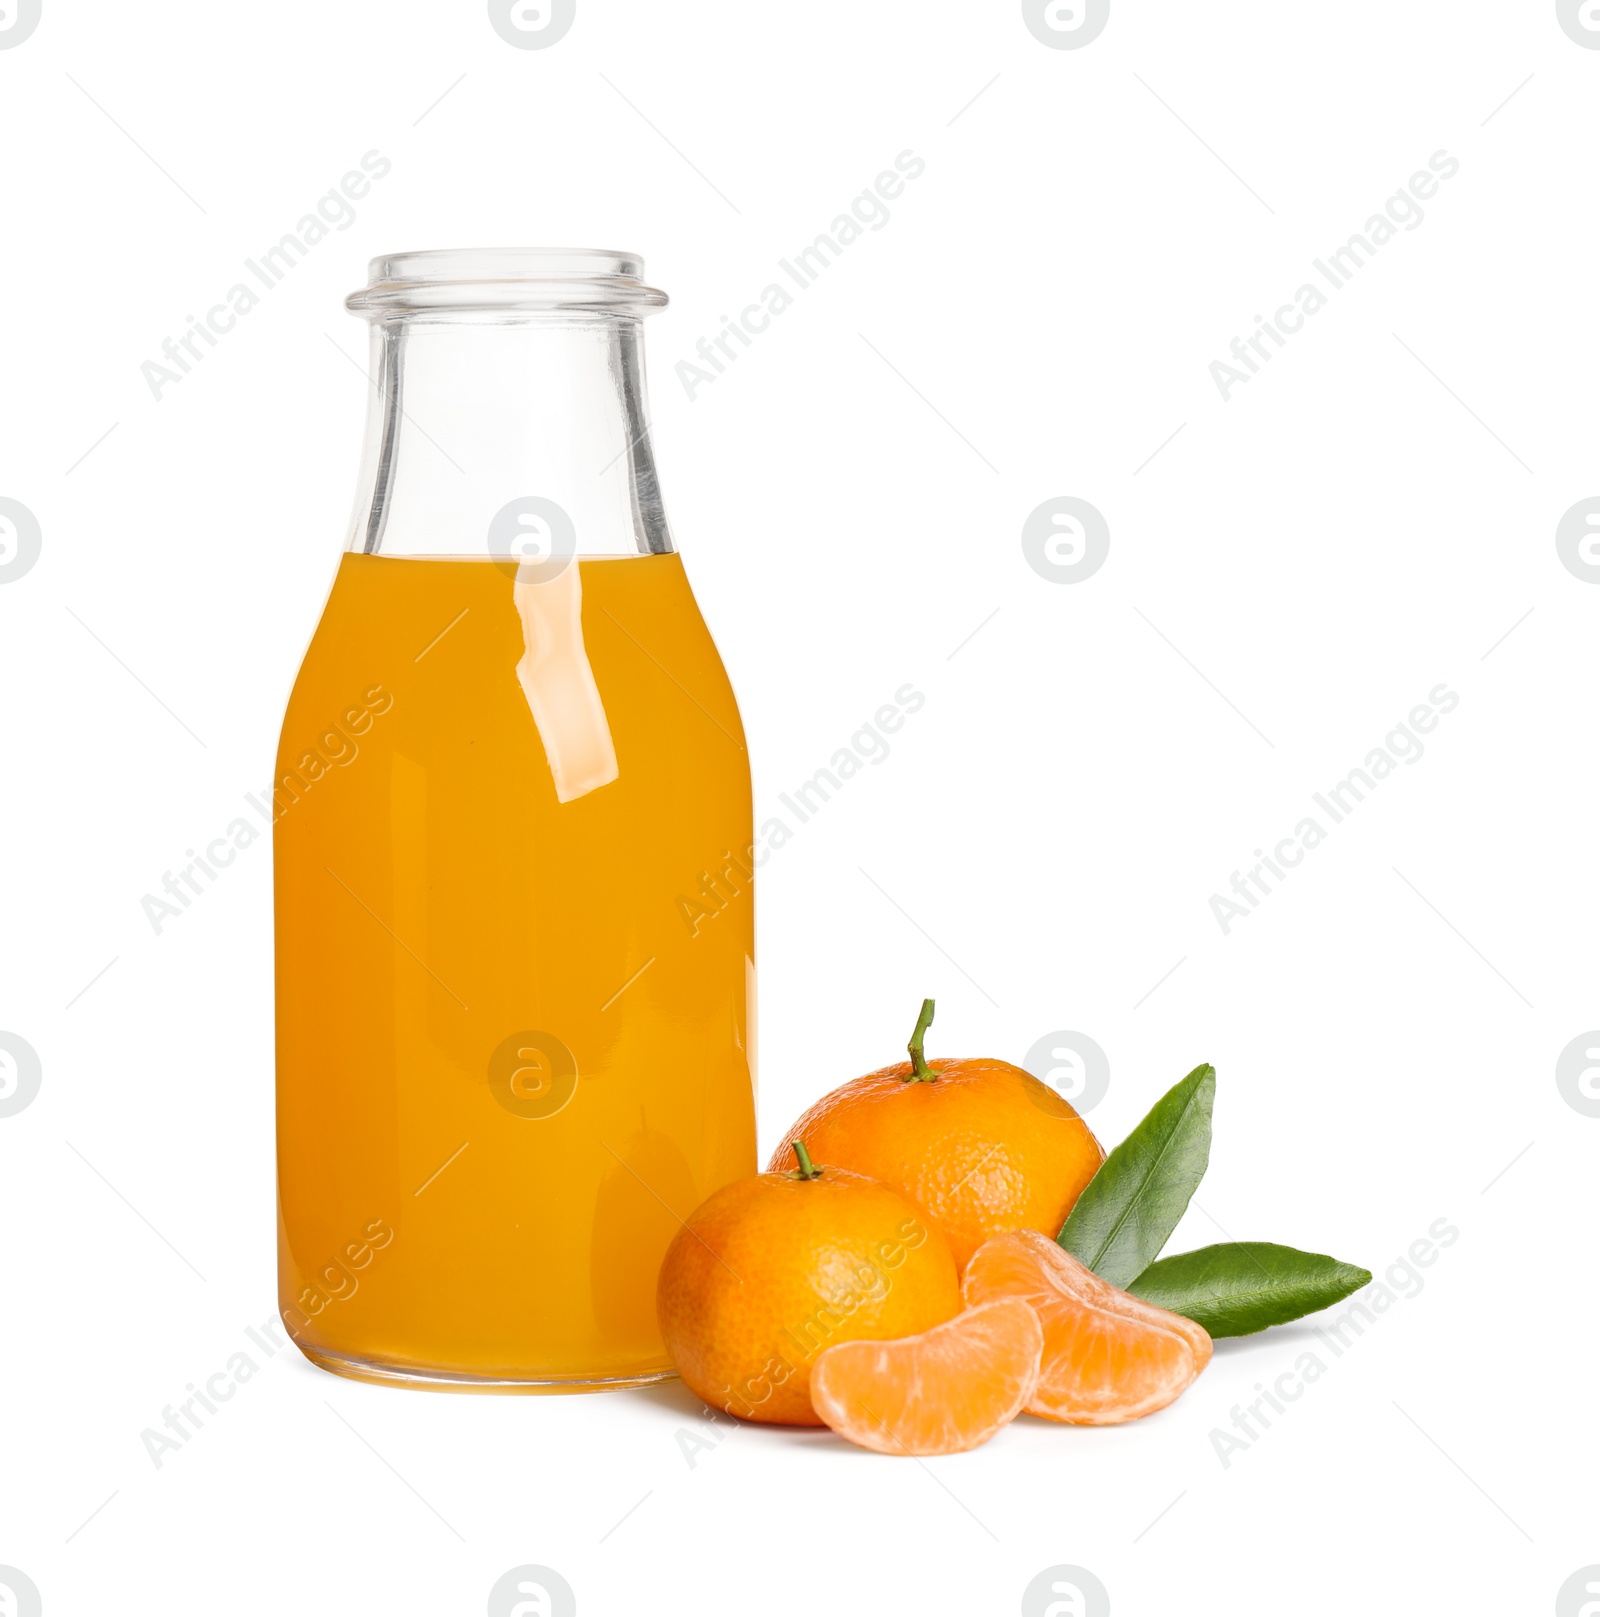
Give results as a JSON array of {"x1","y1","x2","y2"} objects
[
  {"x1": 809, "y1": 1298, "x2": 1044, "y2": 1456},
  {"x1": 963, "y1": 1230, "x2": 1212, "y2": 1424}
]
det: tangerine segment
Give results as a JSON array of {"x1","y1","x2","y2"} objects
[
  {"x1": 963, "y1": 1231, "x2": 1211, "y2": 1425},
  {"x1": 810, "y1": 1299, "x2": 1044, "y2": 1456}
]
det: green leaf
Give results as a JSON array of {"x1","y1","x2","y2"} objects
[
  {"x1": 1058, "y1": 1063, "x2": 1214, "y2": 1286},
  {"x1": 1127, "y1": 1242, "x2": 1372, "y2": 1338}
]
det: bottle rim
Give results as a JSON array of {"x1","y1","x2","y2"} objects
[{"x1": 347, "y1": 247, "x2": 668, "y2": 317}]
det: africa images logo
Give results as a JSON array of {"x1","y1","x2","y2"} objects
[
  {"x1": 488, "y1": 1031, "x2": 580, "y2": 1120},
  {"x1": 1022, "y1": 0, "x2": 1109, "y2": 49},
  {"x1": 0, "y1": 497, "x2": 42, "y2": 584},
  {"x1": 487, "y1": 1565, "x2": 576, "y2": 1617},
  {"x1": 1021, "y1": 1564, "x2": 1110, "y2": 1617},
  {"x1": 1022, "y1": 498, "x2": 1110, "y2": 584},
  {"x1": 0, "y1": 1032, "x2": 42, "y2": 1119},
  {"x1": 1556, "y1": 0, "x2": 1600, "y2": 47},
  {"x1": 0, "y1": 1566, "x2": 42, "y2": 1617},
  {"x1": 1556, "y1": 1033, "x2": 1600, "y2": 1118},
  {"x1": 487, "y1": 496, "x2": 577, "y2": 581},
  {"x1": 0, "y1": 0, "x2": 42, "y2": 49},
  {"x1": 1024, "y1": 1031, "x2": 1110, "y2": 1114},
  {"x1": 488, "y1": 0, "x2": 575, "y2": 49},
  {"x1": 1556, "y1": 497, "x2": 1600, "y2": 583}
]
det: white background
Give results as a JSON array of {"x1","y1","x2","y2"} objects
[{"x1": 1, "y1": 2, "x2": 1596, "y2": 1613}]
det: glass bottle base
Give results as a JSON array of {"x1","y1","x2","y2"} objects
[{"x1": 297, "y1": 1341, "x2": 679, "y2": 1395}]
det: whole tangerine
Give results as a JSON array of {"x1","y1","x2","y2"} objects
[
  {"x1": 656, "y1": 1142, "x2": 961, "y2": 1425},
  {"x1": 767, "y1": 1001, "x2": 1105, "y2": 1270}
]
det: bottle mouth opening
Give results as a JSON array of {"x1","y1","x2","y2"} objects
[{"x1": 347, "y1": 247, "x2": 668, "y2": 318}]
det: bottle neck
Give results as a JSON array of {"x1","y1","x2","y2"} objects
[{"x1": 346, "y1": 314, "x2": 672, "y2": 563}]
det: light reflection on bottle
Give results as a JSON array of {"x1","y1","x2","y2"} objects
[{"x1": 513, "y1": 560, "x2": 620, "y2": 803}]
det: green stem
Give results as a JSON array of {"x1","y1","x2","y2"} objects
[
  {"x1": 789, "y1": 1139, "x2": 822, "y2": 1180},
  {"x1": 905, "y1": 997, "x2": 939, "y2": 1082}
]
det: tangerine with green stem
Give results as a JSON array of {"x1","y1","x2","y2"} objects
[
  {"x1": 767, "y1": 1000, "x2": 1105, "y2": 1270},
  {"x1": 656, "y1": 1140, "x2": 962, "y2": 1424}
]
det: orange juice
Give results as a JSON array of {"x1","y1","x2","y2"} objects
[{"x1": 274, "y1": 551, "x2": 756, "y2": 1389}]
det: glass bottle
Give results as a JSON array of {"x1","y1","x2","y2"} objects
[{"x1": 274, "y1": 249, "x2": 756, "y2": 1391}]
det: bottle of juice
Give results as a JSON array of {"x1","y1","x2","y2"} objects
[{"x1": 274, "y1": 250, "x2": 756, "y2": 1390}]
